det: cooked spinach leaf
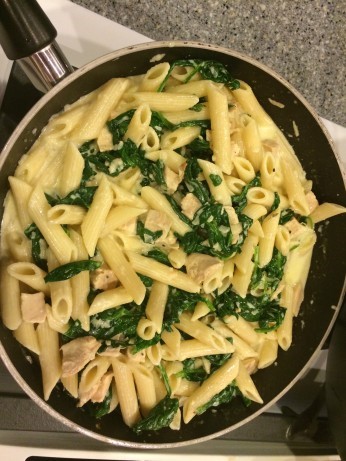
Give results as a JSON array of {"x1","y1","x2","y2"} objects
[
  {"x1": 196, "y1": 383, "x2": 237, "y2": 415},
  {"x1": 132, "y1": 332, "x2": 161, "y2": 354},
  {"x1": 177, "y1": 354, "x2": 232, "y2": 383},
  {"x1": 132, "y1": 395, "x2": 179, "y2": 434},
  {"x1": 137, "y1": 221, "x2": 163, "y2": 244},
  {"x1": 44, "y1": 260, "x2": 102, "y2": 282},
  {"x1": 146, "y1": 248, "x2": 171, "y2": 266},
  {"x1": 45, "y1": 186, "x2": 97, "y2": 209},
  {"x1": 177, "y1": 203, "x2": 252, "y2": 260},
  {"x1": 157, "y1": 363, "x2": 172, "y2": 395},
  {"x1": 63, "y1": 305, "x2": 143, "y2": 341},
  {"x1": 107, "y1": 109, "x2": 136, "y2": 144},
  {"x1": 24, "y1": 223, "x2": 47, "y2": 271},
  {"x1": 269, "y1": 192, "x2": 280, "y2": 213},
  {"x1": 250, "y1": 248, "x2": 287, "y2": 298},
  {"x1": 183, "y1": 157, "x2": 210, "y2": 203},
  {"x1": 158, "y1": 60, "x2": 240, "y2": 92},
  {"x1": 209, "y1": 174, "x2": 222, "y2": 186},
  {"x1": 215, "y1": 290, "x2": 286, "y2": 332},
  {"x1": 176, "y1": 358, "x2": 208, "y2": 382},
  {"x1": 163, "y1": 287, "x2": 214, "y2": 330},
  {"x1": 232, "y1": 174, "x2": 261, "y2": 213}
]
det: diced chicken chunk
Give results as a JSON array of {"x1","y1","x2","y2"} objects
[
  {"x1": 21, "y1": 292, "x2": 46, "y2": 323},
  {"x1": 305, "y1": 190, "x2": 319, "y2": 214},
  {"x1": 91, "y1": 264, "x2": 118, "y2": 290},
  {"x1": 164, "y1": 166, "x2": 182, "y2": 194},
  {"x1": 284, "y1": 217, "x2": 307, "y2": 240},
  {"x1": 144, "y1": 209, "x2": 172, "y2": 241},
  {"x1": 185, "y1": 253, "x2": 223, "y2": 293},
  {"x1": 61, "y1": 336, "x2": 101, "y2": 377},
  {"x1": 90, "y1": 371, "x2": 113, "y2": 403},
  {"x1": 181, "y1": 193, "x2": 201, "y2": 220}
]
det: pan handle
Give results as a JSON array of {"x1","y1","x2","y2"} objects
[{"x1": 0, "y1": 0, "x2": 73, "y2": 92}]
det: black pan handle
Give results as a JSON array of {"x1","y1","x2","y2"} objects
[{"x1": 0, "y1": 0, "x2": 73, "y2": 92}]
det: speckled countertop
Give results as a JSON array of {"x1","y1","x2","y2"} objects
[{"x1": 70, "y1": 0, "x2": 346, "y2": 126}]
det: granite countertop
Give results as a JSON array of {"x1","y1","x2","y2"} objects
[{"x1": 70, "y1": 0, "x2": 345, "y2": 127}]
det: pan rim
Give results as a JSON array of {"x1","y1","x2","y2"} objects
[{"x1": 0, "y1": 39, "x2": 345, "y2": 449}]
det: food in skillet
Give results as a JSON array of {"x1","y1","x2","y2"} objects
[{"x1": 1, "y1": 59, "x2": 345, "y2": 433}]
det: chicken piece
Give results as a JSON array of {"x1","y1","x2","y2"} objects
[
  {"x1": 185, "y1": 253, "x2": 223, "y2": 293},
  {"x1": 61, "y1": 336, "x2": 101, "y2": 377},
  {"x1": 20, "y1": 292, "x2": 46, "y2": 323},
  {"x1": 181, "y1": 193, "x2": 201, "y2": 220},
  {"x1": 90, "y1": 264, "x2": 118, "y2": 290},
  {"x1": 305, "y1": 190, "x2": 319, "y2": 214},
  {"x1": 90, "y1": 371, "x2": 113, "y2": 403},
  {"x1": 164, "y1": 165, "x2": 182, "y2": 194},
  {"x1": 284, "y1": 217, "x2": 307, "y2": 240},
  {"x1": 144, "y1": 209, "x2": 172, "y2": 241}
]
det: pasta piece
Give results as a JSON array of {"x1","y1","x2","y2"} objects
[
  {"x1": 46, "y1": 249, "x2": 73, "y2": 325},
  {"x1": 161, "y1": 126, "x2": 200, "y2": 151},
  {"x1": 198, "y1": 159, "x2": 231, "y2": 205},
  {"x1": 208, "y1": 84, "x2": 233, "y2": 174},
  {"x1": 122, "y1": 92, "x2": 199, "y2": 112},
  {"x1": 233, "y1": 156, "x2": 256, "y2": 183},
  {"x1": 258, "y1": 211, "x2": 280, "y2": 267},
  {"x1": 59, "y1": 142, "x2": 85, "y2": 196},
  {"x1": 47, "y1": 204, "x2": 86, "y2": 225},
  {"x1": 145, "y1": 149, "x2": 186, "y2": 173},
  {"x1": 98, "y1": 236, "x2": 146, "y2": 305},
  {"x1": 111, "y1": 357, "x2": 141, "y2": 427},
  {"x1": 139, "y1": 62, "x2": 170, "y2": 92},
  {"x1": 126, "y1": 251, "x2": 200, "y2": 293},
  {"x1": 88, "y1": 286, "x2": 133, "y2": 316},
  {"x1": 71, "y1": 78, "x2": 130, "y2": 142},
  {"x1": 7, "y1": 262, "x2": 48, "y2": 295},
  {"x1": 131, "y1": 364, "x2": 157, "y2": 417},
  {"x1": 69, "y1": 229, "x2": 90, "y2": 331},
  {"x1": 236, "y1": 360, "x2": 263, "y2": 404},
  {"x1": 8, "y1": 176, "x2": 33, "y2": 229},
  {"x1": 183, "y1": 356, "x2": 239, "y2": 423},
  {"x1": 81, "y1": 175, "x2": 113, "y2": 257},
  {"x1": 281, "y1": 159, "x2": 310, "y2": 216},
  {"x1": 240, "y1": 114, "x2": 264, "y2": 172},
  {"x1": 145, "y1": 281, "x2": 169, "y2": 334},
  {"x1": 0, "y1": 262, "x2": 22, "y2": 330},
  {"x1": 28, "y1": 185, "x2": 78, "y2": 264},
  {"x1": 258, "y1": 338, "x2": 278, "y2": 369},
  {"x1": 141, "y1": 186, "x2": 191, "y2": 235},
  {"x1": 175, "y1": 312, "x2": 231, "y2": 352},
  {"x1": 140, "y1": 126, "x2": 160, "y2": 152},
  {"x1": 13, "y1": 321, "x2": 40, "y2": 355},
  {"x1": 101, "y1": 205, "x2": 146, "y2": 238},
  {"x1": 310, "y1": 203, "x2": 346, "y2": 223},
  {"x1": 124, "y1": 103, "x2": 151, "y2": 146},
  {"x1": 37, "y1": 320, "x2": 61, "y2": 400}
]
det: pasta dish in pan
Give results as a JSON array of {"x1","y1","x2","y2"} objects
[{"x1": 1, "y1": 59, "x2": 345, "y2": 433}]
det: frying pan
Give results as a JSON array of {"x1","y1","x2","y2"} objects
[{"x1": 0, "y1": 0, "x2": 345, "y2": 449}]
